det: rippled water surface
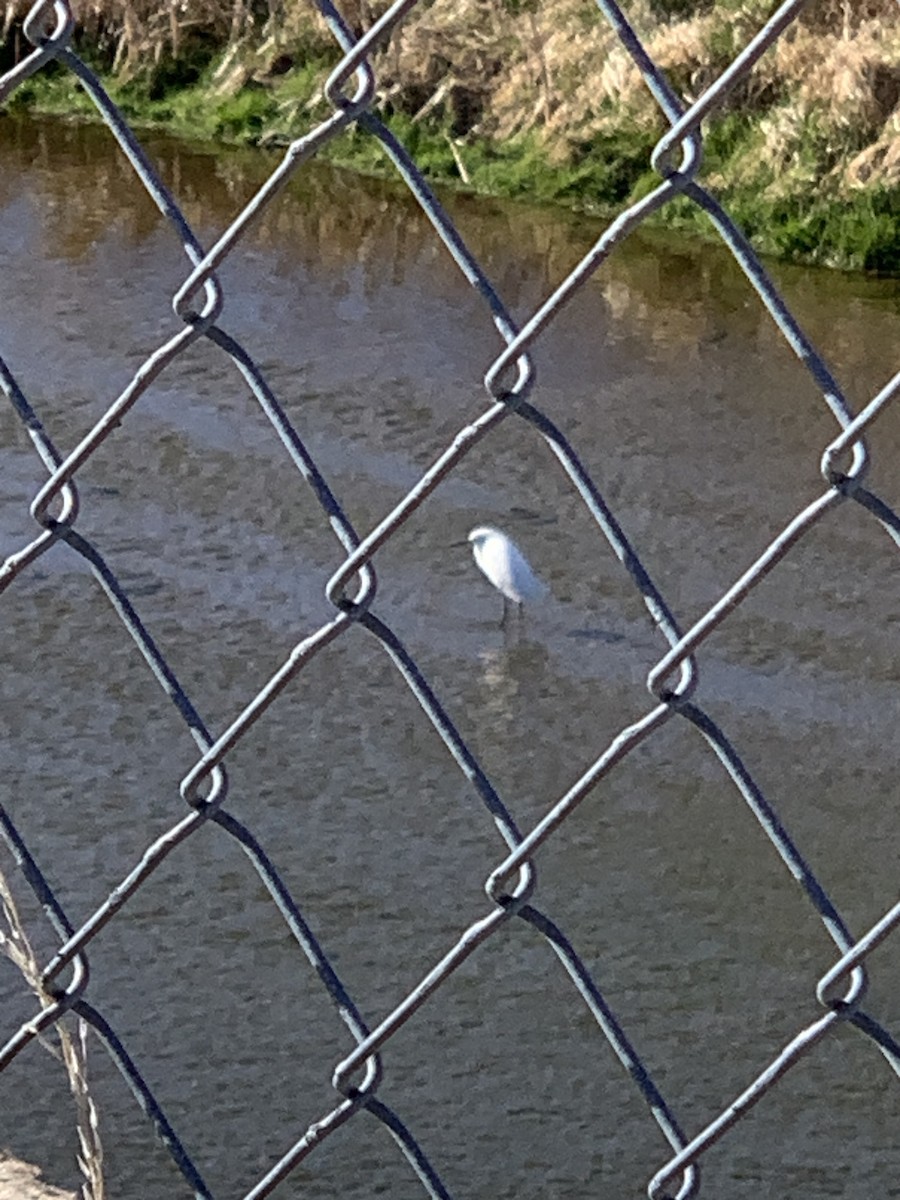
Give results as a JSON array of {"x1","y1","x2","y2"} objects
[{"x1": 0, "y1": 117, "x2": 898, "y2": 1200}]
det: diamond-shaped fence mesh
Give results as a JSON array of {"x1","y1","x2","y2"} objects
[{"x1": 0, "y1": 1, "x2": 898, "y2": 1198}]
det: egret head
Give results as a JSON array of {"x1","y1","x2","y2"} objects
[{"x1": 467, "y1": 525, "x2": 500, "y2": 548}]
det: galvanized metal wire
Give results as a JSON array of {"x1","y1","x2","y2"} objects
[{"x1": 1, "y1": 1, "x2": 898, "y2": 1198}]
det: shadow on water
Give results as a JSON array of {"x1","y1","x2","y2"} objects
[{"x1": 0, "y1": 114, "x2": 898, "y2": 1200}]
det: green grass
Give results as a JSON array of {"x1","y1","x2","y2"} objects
[
  {"x1": 644, "y1": 169, "x2": 900, "y2": 274},
  {"x1": 744, "y1": 190, "x2": 900, "y2": 273}
]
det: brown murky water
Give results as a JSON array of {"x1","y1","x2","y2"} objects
[{"x1": 0, "y1": 116, "x2": 898, "y2": 1200}]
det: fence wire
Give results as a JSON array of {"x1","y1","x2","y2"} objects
[{"x1": 1, "y1": 1, "x2": 898, "y2": 1198}]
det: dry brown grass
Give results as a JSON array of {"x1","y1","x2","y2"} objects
[
  {"x1": 6, "y1": 0, "x2": 898, "y2": 136},
  {"x1": 369, "y1": 0, "x2": 899, "y2": 190},
  {"x1": 0, "y1": 873, "x2": 104, "y2": 1200},
  {"x1": 798, "y1": 0, "x2": 898, "y2": 35},
  {"x1": 0, "y1": 1155, "x2": 76, "y2": 1200},
  {"x1": 777, "y1": 18, "x2": 900, "y2": 131},
  {"x1": 845, "y1": 108, "x2": 900, "y2": 187},
  {"x1": 3, "y1": 0, "x2": 278, "y2": 76},
  {"x1": 758, "y1": 16, "x2": 900, "y2": 188},
  {"x1": 370, "y1": 0, "x2": 508, "y2": 135}
]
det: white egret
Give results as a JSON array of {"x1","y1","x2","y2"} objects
[{"x1": 464, "y1": 525, "x2": 548, "y2": 622}]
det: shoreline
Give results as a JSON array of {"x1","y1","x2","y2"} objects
[{"x1": 2, "y1": 0, "x2": 899, "y2": 274}]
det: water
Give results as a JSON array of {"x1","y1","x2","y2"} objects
[{"x1": 0, "y1": 116, "x2": 898, "y2": 1200}]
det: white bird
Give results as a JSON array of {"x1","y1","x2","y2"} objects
[{"x1": 464, "y1": 525, "x2": 548, "y2": 622}]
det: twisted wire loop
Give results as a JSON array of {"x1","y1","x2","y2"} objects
[{"x1": 0, "y1": 1, "x2": 897, "y2": 1198}]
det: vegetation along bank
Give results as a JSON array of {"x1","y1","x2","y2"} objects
[{"x1": 2, "y1": 0, "x2": 899, "y2": 273}]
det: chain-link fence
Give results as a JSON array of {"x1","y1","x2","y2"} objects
[{"x1": 1, "y1": 1, "x2": 898, "y2": 1198}]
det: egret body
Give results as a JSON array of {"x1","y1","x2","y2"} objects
[{"x1": 466, "y1": 525, "x2": 547, "y2": 621}]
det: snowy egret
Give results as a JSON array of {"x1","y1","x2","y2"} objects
[{"x1": 463, "y1": 525, "x2": 548, "y2": 622}]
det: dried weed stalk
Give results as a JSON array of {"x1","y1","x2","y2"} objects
[{"x1": 0, "y1": 871, "x2": 104, "y2": 1200}]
